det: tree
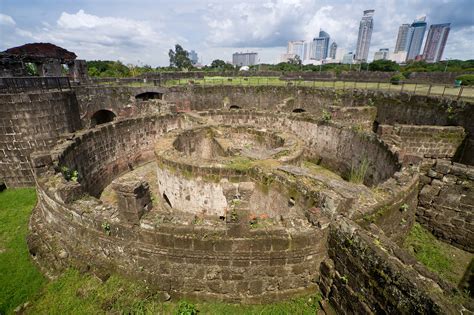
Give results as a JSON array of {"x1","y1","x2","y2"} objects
[
  {"x1": 210, "y1": 59, "x2": 234, "y2": 71},
  {"x1": 288, "y1": 55, "x2": 302, "y2": 66},
  {"x1": 368, "y1": 60, "x2": 400, "y2": 72},
  {"x1": 168, "y1": 44, "x2": 193, "y2": 70}
]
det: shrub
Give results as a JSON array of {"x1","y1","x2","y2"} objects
[
  {"x1": 176, "y1": 301, "x2": 198, "y2": 315},
  {"x1": 60, "y1": 166, "x2": 79, "y2": 182},
  {"x1": 390, "y1": 73, "x2": 405, "y2": 85},
  {"x1": 455, "y1": 74, "x2": 474, "y2": 86},
  {"x1": 321, "y1": 109, "x2": 332, "y2": 123}
]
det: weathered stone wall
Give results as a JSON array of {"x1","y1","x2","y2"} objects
[
  {"x1": 73, "y1": 85, "x2": 166, "y2": 126},
  {"x1": 202, "y1": 111, "x2": 399, "y2": 186},
  {"x1": 28, "y1": 113, "x2": 329, "y2": 303},
  {"x1": 52, "y1": 114, "x2": 186, "y2": 197},
  {"x1": 0, "y1": 91, "x2": 81, "y2": 187},
  {"x1": 355, "y1": 170, "x2": 419, "y2": 244},
  {"x1": 318, "y1": 218, "x2": 460, "y2": 314},
  {"x1": 377, "y1": 124, "x2": 465, "y2": 159},
  {"x1": 30, "y1": 185, "x2": 326, "y2": 303},
  {"x1": 418, "y1": 160, "x2": 474, "y2": 252}
]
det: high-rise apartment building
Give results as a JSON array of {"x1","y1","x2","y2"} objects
[
  {"x1": 374, "y1": 48, "x2": 389, "y2": 61},
  {"x1": 355, "y1": 10, "x2": 375, "y2": 61},
  {"x1": 313, "y1": 30, "x2": 331, "y2": 60},
  {"x1": 329, "y1": 42, "x2": 338, "y2": 59},
  {"x1": 287, "y1": 40, "x2": 305, "y2": 59},
  {"x1": 232, "y1": 52, "x2": 258, "y2": 66},
  {"x1": 406, "y1": 16, "x2": 427, "y2": 61},
  {"x1": 422, "y1": 23, "x2": 451, "y2": 63},
  {"x1": 394, "y1": 24, "x2": 410, "y2": 53}
]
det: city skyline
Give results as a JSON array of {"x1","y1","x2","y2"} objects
[{"x1": 0, "y1": 0, "x2": 472, "y2": 66}]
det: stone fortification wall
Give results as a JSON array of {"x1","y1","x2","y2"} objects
[
  {"x1": 30, "y1": 182, "x2": 326, "y2": 303},
  {"x1": 51, "y1": 114, "x2": 185, "y2": 197},
  {"x1": 418, "y1": 160, "x2": 474, "y2": 252},
  {"x1": 377, "y1": 124, "x2": 465, "y2": 160},
  {"x1": 318, "y1": 218, "x2": 460, "y2": 314},
  {"x1": 202, "y1": 111, "x2": 399, "y2": 186},
  {"x1": 73, "y1": 85, "x2": 166, "y2": 126},
  {"x1": 28, "y1": 113, "x2": 330, "y2": 303},
  {"x1": 0, "y1": 91, "x2": 81, "y2": 187},
  {"x1": 164, "y1": 85, "x2": 472, "y2": 164}
]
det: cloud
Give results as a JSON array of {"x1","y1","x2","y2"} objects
[
  {"x1": 38, "y1": 10, "x2": 174, "y2": 55},
  {"x1": 1, "y1": 9, "x2": 179, "y2": 65},
  {"x1": 0, "y1": 13, "x2": 15, "y2": 26},
  {"x1": 1, "y1": 0, "x2": 473, "y2": 65},
  {"x1": 204, "y1": 0, "x2": 315, "y2": 48}
]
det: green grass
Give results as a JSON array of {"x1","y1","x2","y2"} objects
[
  {"x1": 0, "y1": 188, "x2": 45, "y2": 314},
  {"x1": 404, "y1": 223, "x2": 473, "y2": 285},
  {"x1": 348, "y1": 158, "x2": 370, "y2": 184},
  {"x1": 28, "y1": 269, "x2": 320, "y2": 314},
  {"x1": 0, "y1": 188, "x2": 321, "y2": 314}
]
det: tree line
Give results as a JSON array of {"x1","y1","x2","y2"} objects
[{"x1": 86, "y1": 44, "x2": 474, "y2": 77}]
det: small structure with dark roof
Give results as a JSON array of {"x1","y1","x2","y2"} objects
[{"x1": 0, "y1": 42, "x2": 88, "y2": 82}]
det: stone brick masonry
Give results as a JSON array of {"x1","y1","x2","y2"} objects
[
  {"x1": 418, "y1": 159, "x2": 474, "y2": 252},
  {"x1": 0, "y1": 91, "x2": 81, "y2": 187}
]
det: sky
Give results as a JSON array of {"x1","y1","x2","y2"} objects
[{"x1": 0, "y1": 0, "x2": 473, "y2": 67}]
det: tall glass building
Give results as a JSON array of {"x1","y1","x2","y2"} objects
[
  {"x1": 422, "y1": 23, "x2": 451, "y2": 63},
  {"x1": 406, "y1": 17, "x2": 427, "y2": 61},
  {"x1": 313, "y1": 30, "x2": 331, "y2": 60},
  {"x1": 355, "y1": 10, "x2": 375, "y2": 62},
  {"x1": 287, "y1": 40, "x2": 305, "y2": 60},
  {"x1": 394, "y1": 24, "x2": 410, "y2": 53}
]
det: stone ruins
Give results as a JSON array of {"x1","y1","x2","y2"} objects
[{"x1": 0, "y1": 43, "x2": 472, "y2": 313}]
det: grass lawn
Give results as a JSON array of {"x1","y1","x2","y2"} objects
[
  {"x1": 0, "y1": 188, "x2": 321, "y2": 314},
  {"x1": 404, "y1": 222, "x2": 473, "y2": 286},
  {"x1": 0, "y1": 188, "x2": 44, "y2": 314},
  {"x1": 95, "y1": 75, "x2": 473, "y2": 100}
]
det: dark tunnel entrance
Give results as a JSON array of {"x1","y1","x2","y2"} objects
[
  {"x1": 91, "y1": 110, "x2": 116, "y2": 127},
  {"x1": 135, "y1": 92, "x2": 163, "y2": 101}
]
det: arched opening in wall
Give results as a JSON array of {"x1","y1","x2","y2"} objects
[
  {"x1": 135, "y1": 92, "x2": 163, "y2": 101},
  {"x1": 162, "y1": 193, "x2": 172, "y2": 208},
  {"x1": 292, "y1": 108, "x2": 306, "y2": 113},
  {"x1": 229, "y1": 105, "x2": 241, "y2": 110},
  {"x1": 91, "y1": 110, "x2": 116, "y2": 127},
  {"x1": 373, "y1": 120, "x2": 380, "y2": 133}
]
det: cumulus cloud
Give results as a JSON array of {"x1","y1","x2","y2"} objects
[
  {"x1": 36, "y1": 10, "x2": 175, "y2": 57},
  {"x1": 0, "y1": 13, "x2": 15, "y2": 26},
  {"x1": 1, "y1": 9, "x2": 179, "y2": 65},
  {"x1": 0, "y1": 0, "x2": 472, "y2": 65}
]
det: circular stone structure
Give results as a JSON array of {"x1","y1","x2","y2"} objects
[
  {"x1": 28, "y1": 108, "x2": 420, "y2": 304},
  {"x1": 155, "y1": 125, "x2": 304, "y2": 218}
]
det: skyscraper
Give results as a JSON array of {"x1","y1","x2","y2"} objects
[
  {"x1": 394, "y1": 24, "x2": 410, "y2": 53},
  {"x1": 329, "y1": 42, "x2": 338, "y2": 59},
  {"x1": 406, "y1": 16, "x2": 427, "y2": 61},
  {"x1": 287, "y1": 40, "x2": 305, "y2": 59},
  {"x1": 355, "y1": 10, "x2": 375, "y2": 62},
  {"x1": 422, "y1": 23, "x2": 451, "y2": 63},
  {"x1": 313, "y1": 30, "x2": 331, "y2": 60}
]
